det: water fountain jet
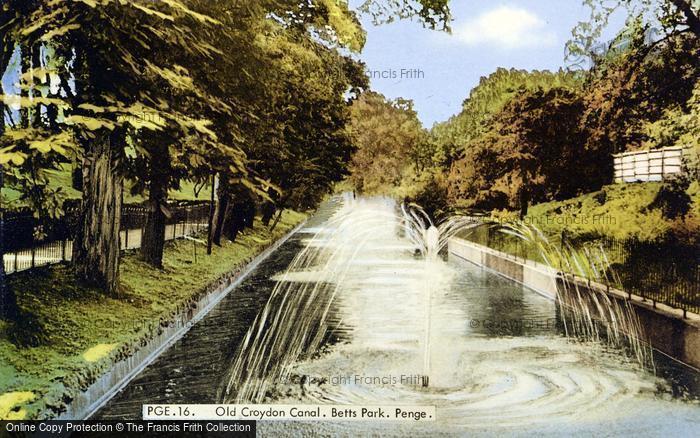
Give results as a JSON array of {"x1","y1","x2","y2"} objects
[
  {"x1": 220, "y1": 195, "x2": 652, "y2": 404},
  {"x1": 220, "y1": 196, "x2": 480, "y2": 400}
]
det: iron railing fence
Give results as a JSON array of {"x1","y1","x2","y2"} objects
[
  {"x1": 463, "y1": 224, "x2": 700, "y2": 316},
  {"x1": 3, "y1": 202, "x2": 210, "y2": 275}
]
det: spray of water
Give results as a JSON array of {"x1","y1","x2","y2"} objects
[
  {"x1": 220, "y1": 195, "x2": 653, "y2": 403},
  {"x1": 398, "y1": 203, "x2": 483, "y2": 385},
  {"x1": 219, "y1": 196, "x2": 480, "y2": 402},
  {"x1": 498, "y1": 222, "x2": 654, "y2": 370}
]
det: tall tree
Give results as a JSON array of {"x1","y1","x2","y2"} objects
[
  {"x1": 567, "y1": 0, "x2": 699, "y2": 67},
  {"x1": 245, "y1": 25, "x2": 367, "y2": 219},
  {"x1": 3, "y1": 1, "x2": 238, "y2": 294},
  {"x1": 348, "y1": 92, "x2": 427, "y2": 195},
  {"x1": 581, "y1": 23, "x2": 700, "y2": 155},
  {"x1": 448, "y1": 87, "x2": 591, "y2": 214}
]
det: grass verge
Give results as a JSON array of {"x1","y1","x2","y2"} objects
[
  {"x1": 468, "y1": 183, "x2": 699, "y2": 313},
  {"x1": 522, "y1": 182, "x2": 700, "y2": 242},
  {"x1": 0, "y1": 210, "x2": 306, "y2": 419}
]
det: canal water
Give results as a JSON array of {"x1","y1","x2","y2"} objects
[{"x1": 98, "y1": 197, "x2": 700, "y2": 436}]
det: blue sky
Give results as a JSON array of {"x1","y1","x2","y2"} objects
[
  {"x1": 3, "y1": 1, "x2": 628, "y2": 129},
  {"x1": 352, "y1": 0, "x2": 628, "y2": 127}
]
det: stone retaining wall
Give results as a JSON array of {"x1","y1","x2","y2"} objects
[
  {"x1": 55, "y1": 221, "x2": 306, "y2": 420},
  {"x1": 449, "y1": 237, "x2": 700, "y2": 370}
]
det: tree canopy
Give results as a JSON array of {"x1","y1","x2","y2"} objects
[
  {"x1": 567, "y1": 0, "x2": 699, "y2": 68},
  {"x1": 347, "y1": 91, "x2": 428, "y2": 196},
  {"x1": 0, "y1": 0, "x2": 453, "y2": 295},
  {"x1": 344, "y1": 1, "x2": 698, "y2": 228}
]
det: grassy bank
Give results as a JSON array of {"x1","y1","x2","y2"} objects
[
  {"x1": 522, "y1": 182, "x2": 700, "y2": 242},
  {"x1": 0, "y1": 210, "x2": 306, "y2": 420},
  {"x1": 466, "y1": 183, "x2": 700, "y2": 313},
  {"x1": 476, "y1": 181, "x2": 700, "y2": 268}
]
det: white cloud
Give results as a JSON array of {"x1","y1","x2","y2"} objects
[{"x1": 454, "y1": 6, "x2": 556, "y2": 49}]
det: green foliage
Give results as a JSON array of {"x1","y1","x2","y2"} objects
[
  {"x1": 641, "y1": 81, "x2": 700, "y2": 181},
  {"x1": 524, "y1": 182, "x2": 700, "y2": 243},
  {"x1": 315, "y1": 0, "x2": 367, "y2": 51},
  {"x1": 649, "y1": 178, "x2": 692, "y2": 219},
  {"x1": 347, "y1": 91, "x2": 430, "y2": 196},
  {"x1": 241, "y1": 23, "x2": 366, "y2": 212},
  {"x1": 405, "y1": 172, "x2": 450, "y2": 221},
  {"x1": 359, "y1": 0, "x2": 451, "y2": 30},
  {"x1": 447, "y1": 84, "x2": 597, "y2": 212},
  {"x1": 0, "y1": 211, "x2": 305, "y2": 419},
  {"x1": 0, "y1": 1, "x2": 245, "y2": 223}
]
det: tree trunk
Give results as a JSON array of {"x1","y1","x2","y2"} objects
[
  {"x1": 269, "y1": 194, "x2": 291, "y2": 231},
  {"x1": 223, "y1": 192, "x2": 255, "y2": 242},
  {"x1": 141, "y1": 148, "x2": 169, "y2": 268},
  {"x1": 73, "y1": 131, "x2": 123, "y2": 296},
  {"x1": 261, "y1": 201, "x2": 276, "y2": 226},
  {"x1": 519, "y1": 187, "x2": 530, "y2": 220},
  {"x1": 242, "y1": 199, "x2": 256, "y2": 230},
  {"x1": 223, "y1": 204, "x2": 242, "y2": 242},
  {"x1": 141, "y1": 197, "x2": 167, "y2": 268},
  {"x1": 206, "y1": 173, "x2": 216, "y2": 255},
  {"x1": 269, "y1": 209, "x2": 284, "y2": 232},
  {"x1": 213, "y1": 183, "x2": 230, "y2": 246}
]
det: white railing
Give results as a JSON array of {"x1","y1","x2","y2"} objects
[{"x1": 613, "y1": 146, "x2": 688, "y2": 183}]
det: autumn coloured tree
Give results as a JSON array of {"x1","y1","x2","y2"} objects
[
  {"x1": 448, "y1": 88, "x2": 591, "y2": 215},
  {"x1": 581, "y1": 22, "x2": 700, "y2": 155},
  {"x1": 347, "y1": 92, "x2": 429, "y2": 196}
]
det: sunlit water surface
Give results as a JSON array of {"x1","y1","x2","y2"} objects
[{"x1": 252, "y1": 197, "x2": 700, "y2": 436}]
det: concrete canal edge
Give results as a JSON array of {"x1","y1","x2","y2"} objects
[
  {"x1": 448, "y1": 237, "x2": 700, "y2": 371},
  {"x1": 54, "y1": 220, "x2": 307, "y2": 421}
]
